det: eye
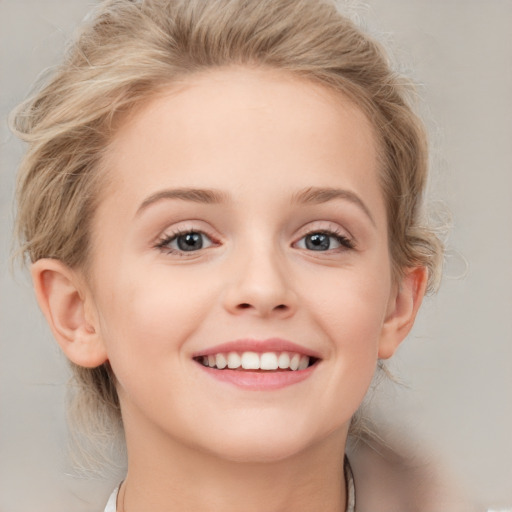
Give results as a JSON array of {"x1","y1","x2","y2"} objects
[
  {"x1": 156, "y1": 230, "x2": 215, "y2": 254},
  {"x1": 295, "y1": 231, "x2": 354, "y2": 252}
]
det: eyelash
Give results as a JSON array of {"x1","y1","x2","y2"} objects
[
  {"x1": 155, "y1": 229, "x2": 218, "y2": 256},
  {"x1": 155, "y1": 227, "x2": 355, "y2": 256},
  {"x1": 295, "y1": 228, "x2": 355, "y2": 252}
]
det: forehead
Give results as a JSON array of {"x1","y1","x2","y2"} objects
[{"x1": 100, "y1": 67, "x2": 383, "y2": 220}]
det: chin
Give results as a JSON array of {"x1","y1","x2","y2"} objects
[
  {"x1": 195, "y1": 421, "x2": 321, "y2": 464},
  {"x1": 207, "y1": 441, "x2": 307, "y2": 464}
]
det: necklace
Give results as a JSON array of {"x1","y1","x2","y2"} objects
[
  {"x1": 115, "y1": 457, "x2": 356, "y2": 512},
  {"x1": 344, "y1": 455, "x2": 356, "y2": 512}
]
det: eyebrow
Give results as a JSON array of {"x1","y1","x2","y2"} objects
[
  {"x1": 292, "y1": 187, "x2": 376, "y2": 226},
  {"x1": 136, "y1": 187, "x2": 227, "y2": 215},
  {"x1": 136, "y1": 185, "x2": 375, "y2": 225}
]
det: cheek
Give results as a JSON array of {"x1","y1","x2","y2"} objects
[
  {"x1": 298, "y1": 262, "x2": 392, "y2": 410},
  {"x1": 304, "y1": 262, "x2": 391, "y2": 346},
  {"x1": 95, "y1": 266, "x2": 216, "y2": 370},
  {"x1": 92, "y1": 269, "x2": 216, "y2": 420}
]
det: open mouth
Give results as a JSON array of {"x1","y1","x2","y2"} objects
[{"x1": 194, "y1": 351, "x2": 319, "y2": 371}]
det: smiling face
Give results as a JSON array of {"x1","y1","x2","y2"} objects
[{"x1": 75, "y1": 67, "x2": 412, "y2": 462}]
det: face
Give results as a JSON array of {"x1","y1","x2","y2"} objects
[{"x1": 86, "y1": 67, "x2": 398, "y2": 462}]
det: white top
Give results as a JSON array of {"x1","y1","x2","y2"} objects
[
  {"x1": 104, "y1": 485, "x2": 119, "y2": 512},
  {"x1": 103, "y1": 458, "x2": 356, "y2": 512}
]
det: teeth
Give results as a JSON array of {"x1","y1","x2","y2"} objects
[
  {"x1": 215, "y1": 353, "x2": 227, "y2": 369},
  {"x1": 298, "y1": 355, "x2": 309, "y2": 370},
  {"x1": 278, "y1": 352, "x2": 290, "y2": 369},
  {"x1": 199, "y1": 351, "x2": 314, "y2": 371},
  {"x1": 260, "y1": 352, "x2": 278, "y2": 370},
  {"x1": 290, "y1": 353, "x2": 300, "y2": 371},
  {"x1": 241, "y1": 352, "x2": 260, "y2": 370},
  {"x1": 227, "y1": 352, "x2": 241, "y2": 369}
]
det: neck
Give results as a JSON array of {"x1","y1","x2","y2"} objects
[{"x1": 119, "y1": 423, "x2": 348, "y2": 512}]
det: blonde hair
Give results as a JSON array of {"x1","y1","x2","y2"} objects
[{"x1": 12, "y1": 0, "x2": 443, "y2": 465}]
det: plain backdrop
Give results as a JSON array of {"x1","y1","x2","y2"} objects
[{"x1": 1, "y1": 1, "x2": 511, "y2": 511}]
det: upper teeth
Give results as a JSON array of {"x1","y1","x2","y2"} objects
[{"x1": 201, "y1": 351, "x2": 311, "y2": 371}]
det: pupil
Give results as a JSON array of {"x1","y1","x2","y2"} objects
[
  {"x1": 306, "y1": 233, "x2": 330, "y2": 251},
  {"x1": 177, "y1": 233, "x2": 203, "y2": 251}
]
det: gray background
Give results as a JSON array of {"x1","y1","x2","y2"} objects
[{"x1": 1, "y1": 1, "x2": 511, "y2": 511}]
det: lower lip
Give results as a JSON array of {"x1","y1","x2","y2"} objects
[{"x1": 195, "y1": 362, "x2": 318, "y2": 390}]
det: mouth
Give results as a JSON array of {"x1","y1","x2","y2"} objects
[
  {"x1": 193, "y1": 351, "x2": 319, "y2": 372},
  {"x1": 192, "y1": 339, "x2": 321, "y2": 389}
]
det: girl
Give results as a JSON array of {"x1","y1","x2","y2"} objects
[{"x1": 11, "y1": 0, "x2": 478, "y2": 510}]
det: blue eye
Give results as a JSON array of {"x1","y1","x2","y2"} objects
[
  {"x1": 157, "y1": 231, "x2": 214, "y2": 253},
  {"x1": 296, "y1": 231, "x2": 354, "y2": 251}
]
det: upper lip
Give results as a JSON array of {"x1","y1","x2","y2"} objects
[{"x1": 192, "y1": 338, "x2": 322, "y2": 359}]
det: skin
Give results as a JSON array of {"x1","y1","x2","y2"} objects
[{"x1": 32, "y1": 67, "x2": 426, "y2": 511}]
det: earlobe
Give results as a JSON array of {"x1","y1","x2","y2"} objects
[
  {"x1": 378, "y1": 266, "x2": 428, "y2": 360},
  {"x1": 31, "y1": 259, "x2": 108, "y2": 368}
]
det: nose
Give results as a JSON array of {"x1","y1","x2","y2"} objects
[{"x1": 222, "y1": 245, "x2": 298, "y2": 318}]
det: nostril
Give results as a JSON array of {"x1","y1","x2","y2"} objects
[{"x1": 236, "y1": 303, "x2": 288, "y2": 311}]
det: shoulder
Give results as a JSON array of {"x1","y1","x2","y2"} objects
[{"x1": 347, "y1": 436, "x2": 483, "y2": 512}]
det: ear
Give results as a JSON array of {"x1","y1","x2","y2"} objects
[
  {"x1": 378, "y1": 266, "x2": 428, "y2": 360},
  {"x1": 31, "y1": 259, "x2": 108, "y2": 368}
]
